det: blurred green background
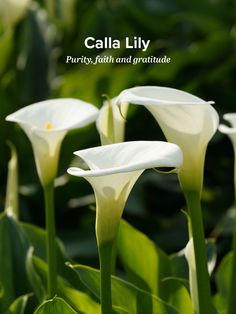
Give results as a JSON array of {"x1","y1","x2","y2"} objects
[{"x1": 1, "y1": 0, "x2": 236, "y2": 267}]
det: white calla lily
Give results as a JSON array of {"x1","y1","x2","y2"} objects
[
  {"x1": 6, "y1": 97, "x2": 98, "y2": 298},
  {"x1": 116, "y1": 86, "x2": 218, "y2": 314},
  {"x1": 96, "y1": 97, "x2": 129, "y2": 145},
  {"x1": 117, "y1": 86, "x2": 219, "y2": 192},
  {"x1": 68, "y1": 140, "x2": 182, "y2": 314},
  {"x1": 68, "y1": 141, "x2": 182, "y2": 244},
  {"x1": 6, "y1": 98, "x2": 99, "y2": 186},
  {"x1": 0, "y1": 0, "x2": 31, "y2": 27}
]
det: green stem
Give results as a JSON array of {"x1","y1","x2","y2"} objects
[
  {"x1": 185, "y1": 191, "x2": 213, "y2": 314},
  {"x1": 43, "y1": 181, "x2": 57, "y2": 298},
  {"x1": 227, "y1": 202, "x2": 236, "y2": 314},
  {"x1": 98, "y1": 242, "x2": 113, "y2": 314}
]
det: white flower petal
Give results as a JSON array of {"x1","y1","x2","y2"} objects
[
  {"x1": 117, "y1": 86, "x2": 214, "y2": 106},
  {"x1": 6, "y1": 98, "x2": 99, "y2": 185},
  {"x1": 67, "y1": 141, "x2": 183, "y2": 177},
  {"x1": 6, "y1": 98, "x2": 99, "y2": 132},
  {"x1": 116, "y1": 86, "x2": 219, "y2": 191},
  {"x1": 68, "y1": 141, "x2": 183, "y2": 244}
]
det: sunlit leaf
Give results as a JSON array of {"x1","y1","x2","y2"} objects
[
  {"x1": 117, "y1": 219, "x2": 171, "y2": 298},
  {"x1": 162, "y1": 277, "x2": 194, "y2": 314},
  {"x1": 6, "y1": 294, "x2": 31, "y2": 314},
  {"x1": 215, "y1": 252, "x2": 232, "y2": 298},
  {"x1": 70, "y1": 264, "x2": 178, "y2": 314},
  {"x1": 27, "y1": 253, "x2": 100, "y2": 314},
  {"x1": 34, "y1": 297, "x2": 78, "y2": 314}
]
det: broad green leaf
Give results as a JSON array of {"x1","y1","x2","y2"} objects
[
  {"x1": 27, "y1": 253, "x2": 100, "y2": 314},
  {"x1": 22, "y1": 222, "x2": 79, "y2": 289},
  {"x1": 26, "y1": 247, "x2": 46, "y2": 303},
  {"x1": 212, "y1": 294, "x2": 226, "y2": 314},
  {"x1": 34, "y1": 297, "x2": 78, "y2": 314},
  {"x1": 117, "y1": 219, "x2": 171, "y2": 298},
  {"x1": 70, "y1": 264, "x2": 178, "y2": 314},
  {"x1": 61, "y1": 285, "x2": 100, "y2": 314},
  {"x1": 5, "y1": 142, "x2": 19, "y2": 219},
  {"x1": 0, "y1": 213, "x2": 30, "y2": 312},
  {"x1": 162, "y1": 278, "x2": 194, "y2": 314},
  {"x1": 215, "y1": 252, "x2": 232, "y2": 298},
  {"x1": 6, "y1": 294, "x2": 30, "y2": 314}
]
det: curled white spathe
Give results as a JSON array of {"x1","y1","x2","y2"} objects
[
  {"x1": 116, "y1": 86, "x2": 219, "y2": 191},
  {"x1": 6, "y1": 98, "x2": 99, "y2": 186},
  {"x1": 68, "y1": 141, "x2": 183, "y2": 244},
  {"x1": 68, "y1": 141, "x2": 183, "y2": 177}
]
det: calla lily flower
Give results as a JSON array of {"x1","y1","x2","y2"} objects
[
  {"x1": 116, "y1": 86, "x2": 218, "y2": 313},
  {"x1": 67, "y1": 141, "x2": 182, "y2": 245},
  {"x1": 6, "y1": 98, "x2": 99, "y2": 298},
  {"x1": 116, "y1": 86, "x2": 219, "y2": 192},
  {"x1": 0, "y1": 0, "x2": 31, "y2": 27},
  {"x1": 68, "y1": 140, "x2": 182, "y2": 314},
  {"x1": 96, "y1": 97, "x2": 129, "y2": 145},
  {"x1": 6, "y1": 98, "x2": 99, "y2": 186}
]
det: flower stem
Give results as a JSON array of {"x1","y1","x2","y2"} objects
[
  {"x1": 98, "y1": 242, "x2": 113, "y2": 314},
  {"x1": 43, "y1": 181, "x2": 57, "y2": 298},
  {"x1": 185, "y1": 191, "x2": 213, "y2": 314}
]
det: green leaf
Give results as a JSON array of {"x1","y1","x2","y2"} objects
[
  {"x1": 70, "y1": 264, "x2": 178, "y2": 314},
  {"x1": 34, "y1": 297, "x2": 78, "y2": 314},
  {"x1": 162, "y1": 278, "x2": 194, "y2": 314},
  {"x1": 22, "y1": 222, "x2": 79, "y2": 289},
  {"x1": 27, "y1": 253, "x2": 100, "y2": 314},
  {"x1": 215, "y1": 252, "x2": 232, "y2": 298},
  {"x1": 0, "y1": 213, "x2": 30, "y2": 312},
  {"x1": 212, "y1": 293, "x2": 226, "y2": 314},
  {"x1": 26, "y1": 247, "x2": 46, "y2": 303},
  {"x1": 6, "y1": 294, "x2": 30, "y2": 314},
  {"x1": 60, "y1": 285, "x2": 100, "y2": 314},
  {"x1": 5, "y1": 142, "x2": 19, "y2": 219},
  {"x1": 117, "y1": 219, "x2": 171, "y2": 298}
]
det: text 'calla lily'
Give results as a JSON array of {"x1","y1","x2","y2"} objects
[
  {"x1": 117, "y1": 86, "x2": 219, "y2": 192},
  {"x1": 6, "y1": 98, "x2": 99, "y2": 186},
  {"x1": 68, "y1": 141, "x2": 183, "y2": 244}
]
